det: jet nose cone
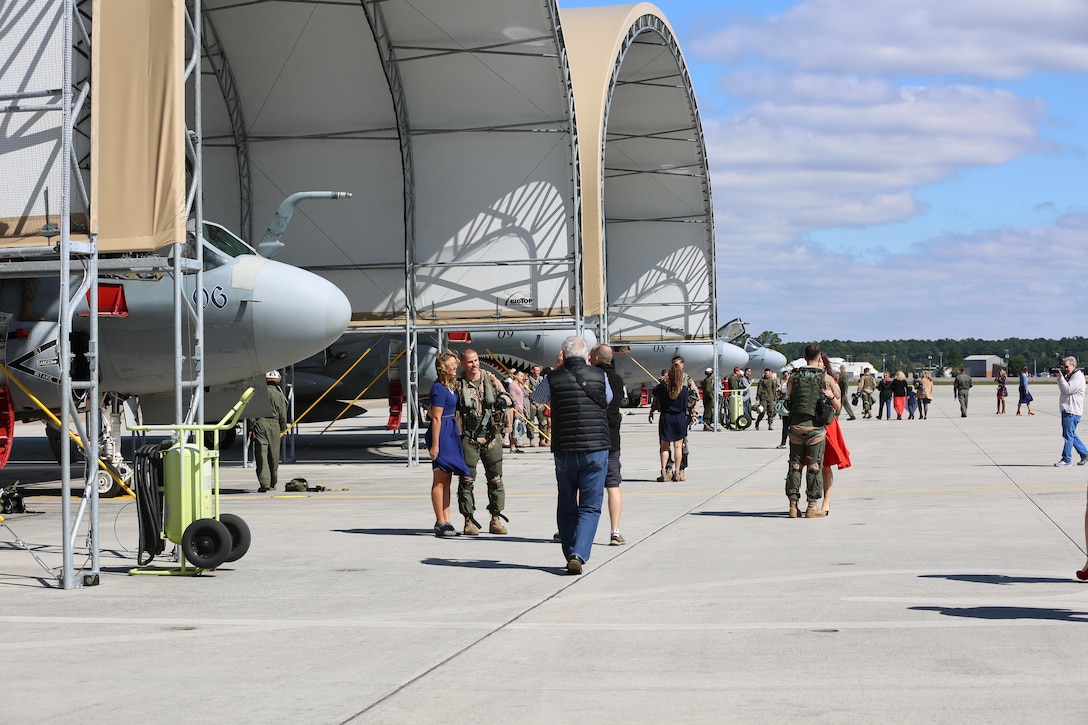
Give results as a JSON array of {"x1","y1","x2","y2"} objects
[
  {"x1": 717, "y1": 340, "x2": 749, "y2": 371},
  {"x1": 251, "y1": 260, "x2": 350, "y2": 371},
  {"x1": 751, "y1": 349, "x2": 788, "y2": 373}
]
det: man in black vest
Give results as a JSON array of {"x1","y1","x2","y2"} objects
[
  {"x1": 591, "y1": 343, "x2": 626, "y2": 545},
  {"x1": 530, "y1": 336, "x2": 612, "y2": 574}
]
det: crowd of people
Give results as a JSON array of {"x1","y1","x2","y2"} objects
[
  {"x1": 408, "y1": 341, "x2": 1088, "y2": 579},
  {"x1": 423, "y1": 338, "x2": 626, "y2": 574}
]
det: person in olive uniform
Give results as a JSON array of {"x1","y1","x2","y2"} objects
[
  {"x1": 455, "y1": 349, "x2": 510, "y2": 536},
  {"x1": 953, "y1": 367, "x2": 973, "y2": 417},
  {"x1": 249, "y1": 370, "x2": 288, "y2": 492}
]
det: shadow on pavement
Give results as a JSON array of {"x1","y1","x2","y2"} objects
[
  {"x1": 692, "y1": 510, "x2": 791, "y2": 518},
  {"x1": 421, "y1": 557, "x2": 565, "y2": 575},
  {"x1": 334, "y1": 528, "x2": 555, "y2": 545},
  {"x1": 919, "y1": 573, "x2": 1074, "y2": 585},
  {"x1": 911, "y1": 605, "x2": 1088, "y2": 622}
]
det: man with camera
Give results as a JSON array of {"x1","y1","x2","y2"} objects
[
  {"x1": 455, "y1": 348, "x2": 511, "y2": 535},
  {"x1": 1055, "y1": 357, "x2": 1088, "y2": 467}
]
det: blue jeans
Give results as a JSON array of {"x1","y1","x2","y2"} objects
[
  {"x1": 879, "y1": 397, "x2": 892, "y2": 419},
  {"x1": 554, "y1": 449, "x2": 608, "y2": 563},
  {"x1": 1061, "y1": 412, "x2": 1088, "y2": 462}
]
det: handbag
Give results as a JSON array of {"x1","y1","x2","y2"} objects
[{"x1": 851, "y1": 392, "x2": 859, "y2": 407}]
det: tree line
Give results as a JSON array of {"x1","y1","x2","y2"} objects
[{"x1": 751, "y1": 333, "x2": 1088, "y2": 376}]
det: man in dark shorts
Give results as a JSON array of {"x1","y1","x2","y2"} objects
[{"x1": 591, "y1": 344, "x2": 626, "y2": 545}]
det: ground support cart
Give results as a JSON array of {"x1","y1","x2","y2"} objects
[{"x1": 128, "y1": 388, "x2": 254, "y2": 576}]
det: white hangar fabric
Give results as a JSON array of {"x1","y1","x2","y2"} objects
[
  {"x1": 197, "y1": 0, "x2": 714, "y2": 339},
  {"x1": 2, "y1": 1, "x2": 715, "y2": 339},
  {"x1": 199, "y1": 0, "x2": 581, "y2": 328},
  {"x1": 563, "y1": 4, "x2": 716, "y2": 343}
]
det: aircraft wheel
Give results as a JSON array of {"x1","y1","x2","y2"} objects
[
  {"x1": 181, "y1": 518, "x2": 233, "y2": 570},
  {"x1": 219, "y1": 512, "x2": 252, "y2": 563},
  {"x1": 96, "y1": 469, "x2": 126, "y2": 498},
  {"x1": 735, "y1": 415, "x2": 752, "y2": 430}
]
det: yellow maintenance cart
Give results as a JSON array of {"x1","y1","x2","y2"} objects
[{"x1": 129, "y1": 388, "x2": 254, "y2": 575}]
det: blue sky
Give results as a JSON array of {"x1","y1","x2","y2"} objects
[{"x1": 563, "y1": 0, "x2": 1088, "y2": 342}]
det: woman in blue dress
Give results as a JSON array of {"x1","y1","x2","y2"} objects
[
  {"x1": 650, "y1": 363, "x2": 689, "y2": 482},
  {"x1": 426, "y1": 350, "x2": 471, "y2": 537},
  {"x1": 1016, "y1": 365, "x2": 1034, "y2": 416}
]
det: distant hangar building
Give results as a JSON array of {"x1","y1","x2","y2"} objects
[{"x1": 963, "y1": 354, "x2": 1006, "y2": 378}]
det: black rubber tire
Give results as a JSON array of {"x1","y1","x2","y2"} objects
[
  {"x1": 203, "y1": 427, "x2": 238, "y2": 450},
  {"x1": 735, "y1": 415, "x2": 752, "y2": 430},
  {"x1": 219, "y1": 512, "x2": 252, "y2": 563},
  {"x1": 181, "y1": 518, "x2": 233, "y2": 570},
  {"x1": 96, "y1": 469, "x2": 125, "y2": 498}
]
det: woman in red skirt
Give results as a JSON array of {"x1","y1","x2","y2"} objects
[{"x1": 819, "y1": 353, "x2": 852, "y2": 516}]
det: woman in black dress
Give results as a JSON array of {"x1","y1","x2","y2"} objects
[{"x1": 650, "y1": 363, "x2": 689, "y2": 482}]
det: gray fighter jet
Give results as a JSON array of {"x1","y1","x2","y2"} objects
[
  {"x1": 289, "y1": 327, "x2": 755, "y2": 431},
  {"x1": 0, "y1": 193, "x2": 352, "y2": 492}
]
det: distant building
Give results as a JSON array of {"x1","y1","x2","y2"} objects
[
  {"x1": 963, "y1": 354, "x2": 1005, "y2": 378},
  {"x1": 785, "y1": 357, "x2": 877, "y2": 381}
]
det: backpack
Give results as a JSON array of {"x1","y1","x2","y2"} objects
[{"x1": 789, "y1": 366, "x2": 832, "y2": 426}]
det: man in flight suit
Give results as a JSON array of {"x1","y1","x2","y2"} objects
[
  {"x1": 455, "y1": 349, "x2": 510, "y2": 536},
  {"x1": 249, "y1": 370, "x2": 288, "y2": 492}
]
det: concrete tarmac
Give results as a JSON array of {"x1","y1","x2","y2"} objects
[{"x1": 3, "y1": 383, "x2": 1088, "y2": 723}]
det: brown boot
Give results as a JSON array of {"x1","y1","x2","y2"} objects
[
  {"x1": 788, "y1": 500, "x2": 799, "y2": 518},
  {"x1": 805, "y1": 500, "x2": 826, "y2": 518},
  {"x1": 679, "y1": 470, "x2": 686, "y2": 481},
  {"x1": 489, "y1": 515, "x2": 508, "y2": 535},
  {"x1": 463, "y1": 518, "x2": 480, "y2": 536}
]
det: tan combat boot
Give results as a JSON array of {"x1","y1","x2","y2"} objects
[
  {"x1": 788, "y1": 500, "x2": 799, "y2": 518},
  {"x1": 463, "y1": 518, "x2": 480, "y2": 536},
  {"x1": 489, "y1": 515, "x2": 508, "y2": 535},
  {"x1": 805, "y1": 500, "x2": 826, "y2": 518}
]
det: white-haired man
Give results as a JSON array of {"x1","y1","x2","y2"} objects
[{"x1": 530, "y1": 336, "x2": 612, "y2": 574}]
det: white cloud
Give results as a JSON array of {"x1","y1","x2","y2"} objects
[
  {"x1": 695, "y1": 0, "x2": 1088, "y2": 79},
  {"x1": 706, "y1": 84, "x2": 1051, "y2": 246},
  {"x1": 729, "y1": 214, "x2": 1088, "y2": 340},
  {"x1": 719, "y1": 72, "x2": 896, "y2": 104},
  {"x1": 687, "y1": 0, "x2": 1087, "y2": 340}
]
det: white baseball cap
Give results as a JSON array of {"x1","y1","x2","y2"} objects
[{"x1": 265, "y1": 370, "x2": 281, "y2": 381}]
